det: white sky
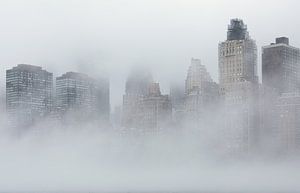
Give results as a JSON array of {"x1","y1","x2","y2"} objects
[{"x1": 0, "y1": 0, "x2": 299, "y2": 107}]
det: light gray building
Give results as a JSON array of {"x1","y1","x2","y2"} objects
[
  {"x1": 55, "y1": 72, "x2": 109, "y2": 124},
  {"x1": 122, "y1": 69, "x2": 171, "y2": 134},
  {"x1": 218, "y1": 19, "x2": 259, "y2": 154},
  {"x1": 184, "y1": 58, "x2": 219, "y2": 126},
  {"x1": 170, "y1": 82, "x2": 185, "y2": 125},
  {"x1": 6, "y1": 64, "x2": 53, "y2": 129},
  {"x1": 185, "y1": 58, "x2": 213, "y2": 95},
  {"x1": 276, "y1": 93, "x2": 300, "y2": 154},
  {"x1": 122, "y1": 68, "x2": 153, "y2": 129},
  {"x1": 139, "y1": 82, "x2": 172, "y2": 133}
]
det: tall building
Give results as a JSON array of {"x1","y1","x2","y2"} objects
[
  {"x1": 170, "y1": 82, "x2": 185, "y2": 124},
  {"x1": 261, "y1": 38, "x2": 300, "y2": 155},
  {"x1": 276, "y1": 93, "x2": 300, "y2": 154},
  {"x1": 219, "y1": 19, "x2": 258, "y2": 86},
  {"x1": 55, "y1": 72, "x2": 109, "y2": 123},
  {"x1": 6, "y1": 64, "x2": 53, "y2": 129},
  {"x1": 184, "y1": 58, "x2": 219, "y2": 125},
  {"x1": 185, "y1": 58, "x2": 213, "y2": 95},
  {"x1": 218, "y1": 19, "x2": 259, "y2": 154},
  {"x1": 122, "y1": 68, "x2": 172, "y2": 133},
  {"x1": 258, "y1": 84, "x2": 279, "y2": 155},
  {"x1": 0, "y1": 93, "x2": 5, "y2": 112},
  {"x1": 111, "y1": 105, "x2": 122, "y2": 128},
  {"x1": 122, "y1": 68, "x2": 153, "y2": 129},
  {"x1": 139, "y1": 82, "x2": 172, "y2": 133},
  {"x1": 262, "y1": 37, "x2": 300, "y2": 94}
]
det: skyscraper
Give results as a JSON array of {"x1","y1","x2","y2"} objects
[
  {"x1": 55, "y1": 72, "x2": 109, "y2": 123},
  {"x1": 170, "y1": 82, "x2": 185, "y2": 125},
  {"x1": 219, "y1": 19, "x2": 258, "y2": 86},
  {"x1": 6, "y1": 64, "x2": 53, "y2": 129},
  {"x1": 184, "y1": 58, "x2": 219, "y2": 125},
  {"x1": 139, "y1": 82, "x2": 172, "y2": 133},
  {"x1": 262, "y1": 38, "x2": 300, "y2": 154},
  {"x1": 185, "y1": 58, "x2": 213, "y2": 95},
  {"x1": 276, "y1": 93, "x2": 300, "y2": 154},
  {"x1": 218, "y1": 19, "x2": 259, "y2": 154},
  {"x1": 122, "y1": 68, "x2": 153, "y2": 129},
  {"x1": 262, "y1": 37, "x2": 300, "y2": 94},
  {"x1": 122, "y1": 68, "x2": 172, "y2": 134}
]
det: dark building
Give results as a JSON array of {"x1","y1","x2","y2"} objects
[
  {"x1": 227, "y1": 18, "x2": 249, "y2": 41},
  {"x1": 6, "y1": 64, "x2": 53, "y2": 129},
  {"x1": 262, "y1": 37, "x2": 300, "y2": 94},
  {"x1": 261, "y1": 38, "x2": 300, "y2": 155}
]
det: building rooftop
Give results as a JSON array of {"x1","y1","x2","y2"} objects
[
  {"x1": 263, "y1": 37, "x2": 299, "y2": 50},
  {"x1": 227, "y1": 18, "x2": 249, "y2": 41},
  {"x1": 8, "y1": 64, "x2": 52, "y2": 74},
  {"x1": 148, "y1": 82, "x2": 161, "y2": 96},
  {"x1": 276, "y1": 37, "x2": 289, "y2": 45},
  {"x1": 56, "y1": 72, "x2": 92, "y2": 80},
  {"x1": 12, "y1": 64, "x2": 42, "y2": 71}
]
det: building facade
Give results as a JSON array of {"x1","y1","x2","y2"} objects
[
  {"x1": 6, "y1": 64, "x2": 53, "y2": 129},
  {"x1": 139, "y1": 82, "x2": 172, "y2": 133},
  {"x1": 185, "y1": 58, "x2": 213, "y2": 95},
  {"x1": 122, "y1": 69, "x2": 172, "y2": 134},
  {"x1": 261, "y1": 38, "x2": 300, "y2": 155},
  {"x1": 170, "y1": 82, "x2": 185, "y2": 125},
  {"x1": 122, "y1": 68, "x2": 153, "y2": 129},
  {"x1": 218, "y1": 19, "x2": 259, "y2": 154},
  {"x1": 55, "y1": 72, "x2": 109, "y2": 123},
  {"x1": 276, "y1": 93, "x2": 300, "y2": 154},
  {"x1": 184, "y1": 58, "x2": 219, "y2": 126},
  {"x1": 262, "y1": 37, "x2": 300, "y2": 94}
]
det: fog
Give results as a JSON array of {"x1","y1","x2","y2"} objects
[
  {"x1": 0, "y1": 104, "x2": 300, "y2": 192},
  {"x1": 0, "y1": 119, "x2": 300, "y2": 193},
  {"x1": 1, "y1": 0, "x2": 300, "y2": 192}
]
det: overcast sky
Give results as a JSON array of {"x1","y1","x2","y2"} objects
[{"x1": 0, "y1": 0, "x2": 299, "y2": 108}]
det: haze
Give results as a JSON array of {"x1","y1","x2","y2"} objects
[
  {"x1": 0, "y1": 0, "x2": 300, "y2": 192},
  {"x1": 0, "y1": 0, "x2": 299, "y2": 106}
]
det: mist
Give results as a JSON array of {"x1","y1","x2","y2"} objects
[
  {"x1": 1, "y1": 0, "x2": 300, "y2": 192},
  {"x1": 0, "y1": 121, "x2": 300, "y2": 193}
]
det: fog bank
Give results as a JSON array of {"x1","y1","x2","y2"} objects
[{"x1": 0, "y1": 123, "x2": 299, "y2": 193}]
